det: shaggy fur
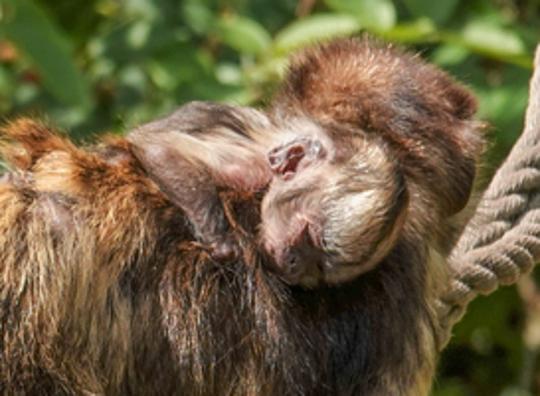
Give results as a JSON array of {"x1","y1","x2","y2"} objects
[{"x1": 0, "y1": 37, "x2": 485, "y2": 395}]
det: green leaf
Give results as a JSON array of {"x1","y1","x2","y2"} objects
[
  {"x1": 217, "y1": 16, "x2": 271, "y2": 56},
  {"x1": 431, "y1": 44, "x2": 469, "y2": 66},
  {"x1": 274, "y1": 14, "x2": 360, "y2": 54},
  {"x1": 324, "y1": 0, "x2": 396, "y2": 31},
  {"x1": 380, "y1": 18, "x2": 436, "y2": 43},
  {"x1": 147, "y1": 45, "x2": 205, "y2": 91},
  {"x1": 126, "y1": 20, "x2": 152, "y2": 49},
  {"x1": 181, "y1": 1, "x2": 214, "y2": 34},
  {"x1": 0, "y1": 0, "x2": 90, "y2": 106},
  {"x1": 403, "y1": 0, "x2": 460, "y2": 24},
  {"x1": 215, "y1": 63, "x2": 242, "y2": 85},
  {"x1": 461, "y1": 20, "x2": 525, "y2": 57}
]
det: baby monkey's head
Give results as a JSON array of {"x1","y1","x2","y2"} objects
[{"x1": 260, "y1": 119, "x2": 408, "y2": 288}]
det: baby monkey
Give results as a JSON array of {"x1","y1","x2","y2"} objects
[
  {"x1": 129, "y1": 37, "x2": 483, "y2": 288},
  {"x1": 260, "y1": 123, "x2": 408, "y2": 287},
  {"x1": 129, "y1": 101, "x2": 408, "y2": 287}
]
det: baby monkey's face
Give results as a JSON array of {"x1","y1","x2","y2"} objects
[
  {"x1": 262, "y1": 136, "x2": 329, "y2": 286},
  {"x1": 260, "y1": 126, "x2": 408, "y2": 288}
]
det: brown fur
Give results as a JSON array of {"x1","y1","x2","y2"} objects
[
  {"x1": 0, "y1": 37, "x2": 485, "y2": 395},
  {"x1": 260, "y1": 38, "x2": 486, "y2": 285},
  {"x1": 127, "y1": 103, "x2": 410, "y2": 287},
  {"x1": 128, "y1": 102, "x2": 273, "y2": 262},
  {"x1": 275, "y1": 38, "x2": 484, "y2": 221}
]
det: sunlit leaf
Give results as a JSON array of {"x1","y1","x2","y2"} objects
[
  {"x1": 431, "y1": 44, "x2": 469, "y2": 66},
  {"x1": 380, "y1": 18, "x2": 436, "y2": 43},
  {"x1": 247, "y1": 56, "x2": 288, "y2": 84},
  {"x1": 118, "y1": 65, "x2": 147, "y2": 92},
  {"x1": 274, "y1": 14, "x2": 360, "y2": 54},
  {"x1": 49, "y1": 107, "x2": 89, "y2": 130},
  {"x1": 191, "y1": 79, "x2": 255, "y2": 104},
  {"x1": 147, "y1": 61, "x2": 177, "y2": 91},
  {"x1": 403, "y1": 0, "x2": 460, "y2": 24},
  {"x1": 462, "y1": 20, "x2": 525, "y2": 57},
  {"x1": 123, "y1": 0, "x2": 158, "y2": 20},
  {"x1": 182, "y1": 1, "x2": 214, "y2": 34},
  {"x1": 0, "y1": 0, "x2": 89, "y2": 105},
  {"x1": 126, "y1": 21, "x2": 152, "y2": 49},
  {"x1": 218, "y1": 16, "x2": 271, "y2": 55},
  {"x1": 325, "y1": 0, "x2": 396, "y2": 31},
  {"x1": 14, "y1": 83, "x2": 38, "y2": 105},
  {"x1": 215, "y1": 63, "x2": 242, "y2": 85}
]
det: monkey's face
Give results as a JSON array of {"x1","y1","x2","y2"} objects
[{"x1": 260, "y1": 129, "x2": 409, "y2": 288}]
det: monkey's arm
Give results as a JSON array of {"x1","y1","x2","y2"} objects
[
  {"x1": 128, "y1": 102, "x2": 272, "y2": 260},
  {"x1": 129, "y1": 140, "x2": 237, "y2": 260}
]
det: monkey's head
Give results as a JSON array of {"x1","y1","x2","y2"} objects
[
  {"x1": 260, "y1": 119, "x2": 408, "y2": 287},
  {"x1": 260, "y1": 37, "x2": 485, "y2": 287},
  {"x1": 274, "y1": 37, "x2": 485, "y2": 218}
]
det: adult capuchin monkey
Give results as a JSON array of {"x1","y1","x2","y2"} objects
[{"x1": 0, "y1": 37, "x2": 485, "y2": 395}]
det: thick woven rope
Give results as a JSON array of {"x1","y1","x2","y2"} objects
[{"x1": 436, "y1": 45, "x2": 540, "y2": 348}]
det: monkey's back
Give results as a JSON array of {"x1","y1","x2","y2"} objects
[{"x1": 0, "y1": 118, "x2": 437, "y2": 395}]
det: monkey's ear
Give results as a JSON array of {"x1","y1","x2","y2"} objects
[
  {"x1": 447, "y1": 85, "x2": 486, "y2": 215},
  {"x1": 446, "y1": 84, "x2": 478, "y2": 120},
  {"x1": 438, "y1": 118, "x2": 486, "y2": 216},
  {"x1": 443, "y1": 156, "x2": 476, "y2": 215}
]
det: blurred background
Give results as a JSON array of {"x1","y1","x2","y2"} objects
[{"x1": 0, "y1": 0, "x2": 539, "y2": 394}]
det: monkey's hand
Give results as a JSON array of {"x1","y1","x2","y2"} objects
[{"x1": 127, "y1": 102, "x2": 275, "y2": 264}]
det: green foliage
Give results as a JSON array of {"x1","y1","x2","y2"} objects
[
  {"x1": 325, "y1": 0, "x2": 396, "y2": 31},
  {"x1": 402, "y1": 0, "x2": 459, "y2": 24},
  {"x1": 218, "y1": 15, "x2": 271, "y2": 55},
  {"x1": 0, "y1": 0, "x2": 538, "y2": 393},
  {"x1": 274, "y1": 14, "x2": 360, "y2": 52},
  {"x1": 1, "y1": 0, "x2": 89, "y2": 105}
]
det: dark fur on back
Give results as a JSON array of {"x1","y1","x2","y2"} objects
[
  {"x1": 0, "y1": 119, "x2": 430, "y2": 395},
  {"x1": 0, "y1": 37, "x2": 485, "y2": 395}
]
